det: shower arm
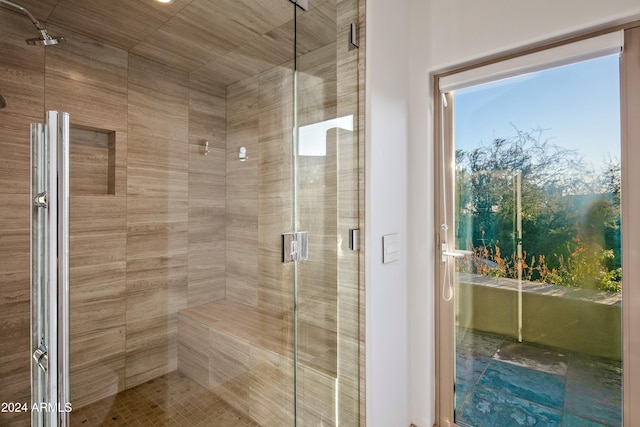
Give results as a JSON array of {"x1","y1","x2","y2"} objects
[{"x1": 0, "y1": 0, "x2": 51, "y2": 39}]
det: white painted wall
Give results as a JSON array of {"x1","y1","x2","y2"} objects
[
  {"x1": 365, "y1": 0, "x2": 411, "y2": 424},
  {"x1": 366, "y1": 0, "x2": 640, "y2": 426}
]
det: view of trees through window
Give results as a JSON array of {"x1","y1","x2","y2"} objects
[{"x1": 454, "y1": 55, "x2": 621, "y2": 293}]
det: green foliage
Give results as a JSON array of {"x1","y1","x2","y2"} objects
[
  {"x1": 458, "y1": 240, "x2": 622, "y2": 293},
  {"x1": 455, "y1": 127, "x2": 621, "y2": 292}
]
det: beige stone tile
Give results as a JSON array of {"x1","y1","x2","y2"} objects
[
  {"x1": 45, "y1": 26, "x2": 128, "y2": 133},
  {"x1": 70, "y1": 262, "x2": 126, "y2": 336},
  {"x1": 127, "y1": 54, "x2": 189, "y2": 141},
  {"x1": 225, "y1": 275, "x2": 259, "y2": 307},
  {"x1": 70, "y1": 230, "x2": 127, "y2": 267},
  {"x1": 226, "y1": 241, "x2": 258, "y2": 294},
  {"x1": 189, "y1": 170, "x2": 226, "y2": 201},
  {"x1": 48, "y1": 0, "x2": 189, "y2": 51},
  {"x1": 70, "y1": 196, "x2": 127, "y2": 235},
  {"x1": 189, "y1": 134, "x2": 226, "y2": 171},
  {"x1": 0, "y1": 119, "x2": 38, "y2": 195},
  {"x1": 226, "y1": 198, "x2": 258, "y2": 241},
  {"x1": 226, "y1": 146, "x2": 259, "y2": 200},
  {"x1": 337, "y1": 377, "x2": 361, "y2": 426},
  {"x1": 0, "y1": 194, "x2": 30, "y2": 276},
  {"x1": 227, "y1": 78, "x2": 259, "y2": 201},
  {"x1": 177, "y1": 312, "x2": 212, "y2": 387},
  {"x1": 188, "y1": 239, "x2": 225, "y2": 271},
  {"x1": 227, "y1": 77, "x2": 260, "y2": 119},
  {"x1": 187, "y1": 278, "x2": 226, "y2": 307},
  {"x1": 131, "y1": 0, "x2": 294, "y2": 74},
  {"x1": 126, "y1": 135, "x2": 189, "y2": 199},
  {"x1": 70, "y1": 128, "x2": 111, "y2": 195},
  {"x1": 194, "y1": 23, "x2": 294, "y2": 85},
  {"x1": 258, "y1": 64, "x2": 294, "y2": 109},
  {"x1": 188, "y1": 203, "x2": 225, "y2": 243},
  {"x1": 0, "y1": 273, "x2": 29, "y2": 319},
  {"x1": 297, "y1": 321, "x2": 337, "y2": 376},
  {"x1": 296, "y1": 0, "x2": 337, "y2": 56},
  {"x1": 189, "y1": 76, "x2": 226, "y2": 140},
  {"x1": 70, "y1": 354, "x2": 125, "y2": 408},
  {"x1": 188, "y1": 239, "x2": 226, "y2": 307},
  {"x1": 0, "y1": 312, "x2": 30, "y2": 415},
  {"x1": 127, "y1": 195, "x2": 188, "y2": 225},
  {"x1": 247, "y1": 354, "x2": 294, "y2": 426},
  {"x1": 0, "y1": 194, "x2": 30, "y2": 406},
  {"x1": 208, "y1": 327, "x2": 252, "y2": 388},
  {"x1": 70, "y1": 326, "x2": 125, "y2": 368},
  {"x1": 257, "y1": 196, "x2": 293, "y2": 313},
  {"x1": 177, "y1": 342, "x2": 210, "y2": 389},
  {"x1": 177, "y1": 312, "x2": 209, "y2": 350},
  {"x1": 125, "y1": 274, "x2": 187, "y2": 324},
  {"x1": 0, "y1": 23, "x2": 41, "y2": 207},
  {"x1": 125, "y1": 314, "x2": 178, "y2": 388},
  {"x1": 296, "y1": 364, "x2": 337, "y2": 425},
  {"x1": 0, "y1": 411, "x2": 29, "y2": 427}
]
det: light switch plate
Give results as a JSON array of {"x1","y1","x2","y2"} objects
[{"x1": 382, "y1": 233, "x2": 400, "y2": 264}]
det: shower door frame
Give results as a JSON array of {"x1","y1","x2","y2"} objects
[{"x1": 30, "y1": 110, "x2": 71, "y2": 427}]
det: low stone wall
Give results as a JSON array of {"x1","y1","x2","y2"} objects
[{"x1": 456, "y1": 273, "x2": 622, "y2": 360}]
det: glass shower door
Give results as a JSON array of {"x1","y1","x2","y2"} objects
[
  {"x1": 293, "y1": 0, "x2": 361, "y2": 424},
  {"x1": 30, "y1": 111, "x2": 71, "y2": 426}
]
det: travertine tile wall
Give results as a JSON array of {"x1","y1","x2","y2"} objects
[
  {"x1": 225, "y1": 65, "x2": 295, "y2": 315},
  {"x1": 0, "y1": 10, "x2": 46, "y2": 426},
  {"x1": 0, "y1": 10, "x2": 226, "y2": 423}
]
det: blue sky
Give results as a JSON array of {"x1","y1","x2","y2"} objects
[{"x1": 454, "y1": 55, "x2": 620, "y2": 169}]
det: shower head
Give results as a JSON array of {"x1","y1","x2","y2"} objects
[
  {"x1": 0, "y1": 0, "x2": 65, "y2": 46},
  {"x1": 0, "y1": 95, "x2": 6, "y2": 109},
  {"x1": 26, "y1": 30, "x2": 65, "y2": 46}
]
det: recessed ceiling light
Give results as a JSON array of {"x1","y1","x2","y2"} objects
[{"x1": 156, "y1": 0, "x2": 173, "y2": 3}]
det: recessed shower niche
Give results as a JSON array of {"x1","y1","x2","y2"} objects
[{"x1": 69, "y1": 127, "x2": 116, "y2": 195}]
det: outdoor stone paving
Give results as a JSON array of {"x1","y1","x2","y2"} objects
[{"x1": 455, "y1": 329, "x2": 622, "y2": 427}]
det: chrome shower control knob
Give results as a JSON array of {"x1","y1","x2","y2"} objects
[{"x1": 32, "y1": 345, "x2": 48, "y2": 373}]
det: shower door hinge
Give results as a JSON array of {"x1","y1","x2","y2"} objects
[
  {"x1": 349, "y1": 23, "x2": 359, "y2": 50},
  {"x1": 282, "y1": 232, "x2": 308, "y2": 263},
  {"x1": 349, "y1": 229, "x2": 360, "y2": 251}
]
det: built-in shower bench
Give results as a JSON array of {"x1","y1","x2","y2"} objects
[
  {"x1": 178, "y1": 300, "x2": 293, "y2": 373},
  {"x1": 178, "y1": 300, "x2": 350, "y2": 427},
  {"x1": 177, "y1": 300, "x2": 339, "y2": 425}
]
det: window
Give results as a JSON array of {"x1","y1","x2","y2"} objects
[{"x1": 435, "y1": 26, "x2": 640, "y2": 427}]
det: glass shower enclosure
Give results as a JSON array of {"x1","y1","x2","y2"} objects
[{"x1": 8, "y1": 0, "x2": 363, "y2": 425}]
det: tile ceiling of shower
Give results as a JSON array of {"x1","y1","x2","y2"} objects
[{"x1": 7, "y1": 0, "x2": 336, "y2": 85}]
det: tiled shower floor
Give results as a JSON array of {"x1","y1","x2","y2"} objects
[
  {"x1": 455, "y1": 329, "x2": 622, "y2": 427},
  {"x1": 70, "y1": 371, "x2": 259, "y2": 426}
]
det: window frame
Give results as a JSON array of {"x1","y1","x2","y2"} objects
[{"x1": 433, "y1": 22, "x2": 640, "y2": 427}]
